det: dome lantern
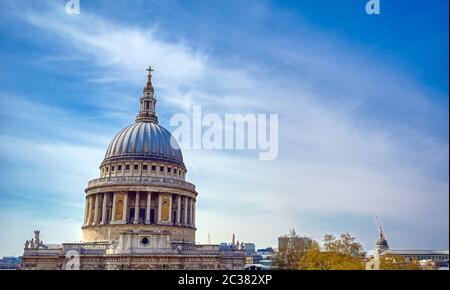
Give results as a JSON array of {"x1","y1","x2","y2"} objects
[{"x1": 135, "y1": 66, "x2": 158, "y2": 123}]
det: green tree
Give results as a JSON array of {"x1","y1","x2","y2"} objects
[
  {"x1": 300, "y1": 233, "x2": 365, "y2": 270},
  {"x1": 274, "y1": 231, "x2": 365, "y2": 270},
  {"x1": 323, "y1": 233, "x2": 364, "y2": 257}
]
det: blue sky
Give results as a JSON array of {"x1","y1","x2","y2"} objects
[{"x1": 0, "y1": 0, "x2": 448, "y2": 256}]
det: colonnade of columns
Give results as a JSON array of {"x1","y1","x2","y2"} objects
[{"x1": 83, "y1": 191, "x2": 195, "y2": 228}]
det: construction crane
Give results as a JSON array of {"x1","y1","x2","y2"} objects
[{"x1": 376, "y1": 216, "x2": 387, "y2": 241}]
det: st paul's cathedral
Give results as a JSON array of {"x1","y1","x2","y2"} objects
[{"x1": 21, "y1": 68, "x2": 245, "y2": 270}]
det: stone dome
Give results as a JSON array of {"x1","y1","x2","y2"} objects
[
  {"x1": 103, "y1": 121, "x2": 183, "y2": 166},
  {"x1": 102, "y1": 66, "x2": 183, "y2": 166},
  {"x1": 376, "y1": 238, "x2": 388, "y2": 247}
]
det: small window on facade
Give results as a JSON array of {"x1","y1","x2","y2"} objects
[
  {"x1": 143, "y1": 165, "x2": 148, "y2": 171},
  {"x1": 151, "y1": 165, "x2": 156, "y2": 171},
  {"x1": 174, "y1": 169, "x2": 177, "y2": 174},
  {"x1": 111, "y1": 166, "x2": 115, "y2": 171},
  {"x1": 134, "y1": 164, "x2": 139, "y2": 170},
  {"x1": 168, "y1": 167, "x2": 171, "y2": 173},
  {"x1": 118, "y1": 165, "x2": 122, "y2": 171},
  {"x1": 160, "y1": 166, "x2": 164, "y2": 172},
  {"x1": 106, "y1": 167, "x2": 109, "y2": 173},
  {"x1": 179, "y1": 170, "x2": 182, "y2": 175},
  {"x1": 125, "y1": 164, "x2": 130, "y2": 170}
]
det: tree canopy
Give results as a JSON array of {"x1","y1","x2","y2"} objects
[
  {"x1": 273, "y1": 230, "x2": 423, "y2": 270},
  {"x1": 299, "y1": 233, "x2": 365, "y2": 270}
]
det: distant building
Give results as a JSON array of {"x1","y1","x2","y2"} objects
[
  {"x1": 0, "y1": 256, "x2": 21, "y2": 269},
  {"x1": 373, "y1": 217, "x2": 449, "y2": 269},
  {"x1": 259, "y1": 259, "x2": 273, "y2": 268},
  {"x1": 245, "y1": 256, "x2": 254, "y2": 265},
  {"x1": 242, "y1": 244, "x2": 274, "y2": 269},
  {"x1": 219, "y1": 243, "x2": 232, "y2": 251},
  {"x1": 256, "y1": 247, "x2": 274, "y2": 267},
  {"x1": 257, "y1": 247, "x2": 274, "y2": 256},
  {"x1": 386, "y1": 250, "x2": 449, "y2": 264},
  {"x1": 437, "y1": 259, "x2": 449, "y2": 270},
  {"x1": 252, "y1": 254, "x2": 263, "y2": 264},
  {"x1": 243, "y1": 243, "x2": 256, "y2": 256}
]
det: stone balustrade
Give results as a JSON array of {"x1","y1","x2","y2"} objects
[
  {"x1": 87, "y1": 176, "x2": 196, "y2": 192},
  {"x1": 23, "y1": 242, "x2": 243, "y2": 258}
]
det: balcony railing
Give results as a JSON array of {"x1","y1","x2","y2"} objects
[
  {"x1": 23, "y1": 242, "x2": 244, "y2": 257},
  {"x1": 87, "y1": 176, "x2": 196, "y2": 192}
]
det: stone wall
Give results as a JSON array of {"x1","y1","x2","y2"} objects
[
  {"x1": 82, "y1": 224, "x2": 195, "y2": 243},
  {"x1": 21, "y1": 253, "x2": 244, "y2": 270}
]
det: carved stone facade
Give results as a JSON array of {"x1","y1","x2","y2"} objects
[
  {"x1": 82, "y1": 185, "x2": 197, "y2": 243},
  {"x1": 21, "y1": 67, "x2": 245, "y2": 270},
  {"x1": 22, "y1": 238, "x2": 245, "y2": 270}
]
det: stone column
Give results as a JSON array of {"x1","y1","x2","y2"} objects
[
  {"x1": 111, "y1": 192, "x2": 117, "y2": 223},
  {"x1": 133, "y1": 192, "x2": 140, "y2": 224},
  {"x1": 83, "y1": 196, "x2": 89, "y2": 226},
  {"x1": 88, "y1": 195, "x2": 94, "y2": 225},
  {"x1": 189, "y1": 198, "x2": 194, "y2": 227},
  {"x1": 93, "y1": 194, "x2": 100, "y2": 225},
  {"x1": 192, "y1": 199, "x2": 196, "y2": 227},
  {"x1": 145, "y1": 192, "x2": 151, "y2": 224},
  {"x1": 122, "y1": 192, "x2": 128, "y2": 224},
  {"x1": 183, "y1": 196, "x2": 188, "y2": 225},
  {"x1": 168, "y1": 193, "x2": 173, "y2": 223},
  {"x1": 157, "y1": 193, "x2": 162, "y2": 224},
  {"x1": 176, "y1": 195, "x2": 181, "y2": 225},
  {"x1": 100, "y1": 193, "x2": 108, "y2": 225}
]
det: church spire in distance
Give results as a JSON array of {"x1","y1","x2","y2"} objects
[{"x1": 135, "y1": 66, "x2": 158, "y2": 123}]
